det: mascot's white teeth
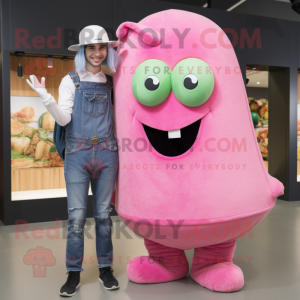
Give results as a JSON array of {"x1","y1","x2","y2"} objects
[{"x1": 168, "y1": 129, "x2": 181, "y2": 139}]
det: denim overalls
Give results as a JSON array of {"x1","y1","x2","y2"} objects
[{"x1": 64, "y1": 70, "x2": 119, "y2": 272}]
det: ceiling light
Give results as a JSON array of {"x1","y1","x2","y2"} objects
[
  {"x1": 227, "y1": 0, "x2": 247, "y2": 11},
  {"x1": 257, "y1": 82, "x2": 260, "y2": 84},
  {"x1": 15, "y1": 51, "x2": 25, "y2": 78},
  {"x1": 47, "y1": 55, "x2": 53, "y2": 68}
]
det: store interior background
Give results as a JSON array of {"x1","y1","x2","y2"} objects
[
  {"x1": 10, "y1": 54, "x2": 75, "y2": 200},
  {"x1": 246, "y1": 66, "x2": 269, "y2": 172},
  {"x1": 3, "y1": 2, "x2": 300, "y2": 300},
  {"x1": 2, "y1": 0, "x2": 300, "y2": 226}
]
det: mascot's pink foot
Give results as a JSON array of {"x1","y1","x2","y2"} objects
[
  {"x1": 190, "y1": 262, "x2": 244, "y2": 292},
  {"x1": 127, "y1": 239, "x2": 189, "y2": 283},
  {"x1": 190, "y1": 240, "x2": 244, "y2": 292}
]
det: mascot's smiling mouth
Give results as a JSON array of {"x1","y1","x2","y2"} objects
[{"x1": 142, "y1": 119, "x2": 201, "y2": 157}]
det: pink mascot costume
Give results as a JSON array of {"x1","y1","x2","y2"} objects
[{"x1": 113, "y1": 9, "x2": 284, "y2": 292}]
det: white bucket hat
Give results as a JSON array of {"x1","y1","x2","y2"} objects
[{"x1": 68, "y1": 25, "x2": 123, "y2": 51}]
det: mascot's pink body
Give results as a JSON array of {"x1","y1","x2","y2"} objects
[{"x1": 113, "y1": 9, "x2": 284, "y2": 292}]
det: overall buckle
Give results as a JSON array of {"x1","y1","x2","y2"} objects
[
  {"x1": 74, "y1": 82, "x2": 81, "y2": 89},
  {"x1": 91, "y1": 136, "x2": 99, "y2": 144}
]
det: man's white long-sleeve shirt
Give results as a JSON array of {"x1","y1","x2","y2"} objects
[{"x1": 41, "y1": 69, "x2": 107, "y2": 126}]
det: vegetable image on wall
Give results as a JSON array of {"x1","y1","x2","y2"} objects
[
  {"x1": 11, "y1": 105, "x2": 64, "y2": 169},
  {"x1": 297, "y1": 120, "x2": 300, "y2": 160},
  {"x1": 256, "y1": 129, "x2": 268, "y2": 159},
  {"x1": 39, "y1": 112, "x2": 55, "y2": 131},
  {"x1": 11, "y1": 56, "x2": 63, "y2": 169},
  {"x1": 248, "y1": 97, "x2": 269, "y2": 127},
  {"x1": 248, "y1": 97, "x2": 269, "y2": 160}
]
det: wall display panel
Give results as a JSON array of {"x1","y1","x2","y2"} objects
[
  {"x1": 297, "y1": 72, "x2": 300, "y2": 181},
  {"x1": 8, "y1": 53, "x2": 118, "y2": 225},
  {"x1": 246, "y1": 15, "x2": 290, "y2": 67},
  {"x1": 10, "y1": 0, "x2": 113, "y2": 54},
  {"x1": 298, "y1": 23, "x2": 300, "y2": 68},
  {"x1": 245, "y1": 64, "x2": 289, "y2": 199},
  {"x1": 9, "y1": 53, "x2": 97, "y2": 200},
  {"x1": 268, "y1": 66, "x2": 289, "y2": 199},
  {"x1": 233, "y1": 0, "x2": 300, "y2": 22},
  {"x1": 2, "y1": 0, "x2": 295, "y2": 225},
  {"x1": 246, "y1": 65, "x2": 269, "y2": 172}
]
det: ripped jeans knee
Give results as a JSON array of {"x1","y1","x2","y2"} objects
[
  {"x1": 94, "y1": 207, "x2": 113, "y2": 238},
  {"x1": 66, "y1": 207, "x2": 86, "y2": 236}
]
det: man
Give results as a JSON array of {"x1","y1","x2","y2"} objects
[{"x1": 26, "y1": 25, "x2": 122, "y2": 297}]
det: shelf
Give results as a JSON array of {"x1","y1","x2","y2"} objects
[{"x1": 11, "y1": 187, "x2": 93, "y2": 201}]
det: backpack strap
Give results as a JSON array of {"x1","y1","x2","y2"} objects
[
  {"x1": 54, "y1": 70, "x2": 80, "y2": 161},
  {"x1": 68, "y1": 70, "x2": 81, "y2": 90},
  {"x1": 104, "y1": 73, "x2": 114, "y2": 105},
  {"x1": 53, "y1": 122, "x2": 68, "y2": 160}
]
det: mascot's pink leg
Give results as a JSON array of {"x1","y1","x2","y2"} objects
[
  {"x1": 190, "y1": 240, "x2": 244, "y2": 292},
  {"x1": 127, "y1": 239, "x2": 189, "y2": 283}
]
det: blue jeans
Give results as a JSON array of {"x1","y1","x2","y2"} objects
[{"x1": 64, "y1": 135, "x2": 119, "y2": 271}]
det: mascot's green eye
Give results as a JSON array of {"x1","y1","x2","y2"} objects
[
  {"x1": 171, "y1": 58, "x2": 214, "y2": 107},
  {"x1": 145, "y1": 76, "x2": 160, "y2": 91},
  {"x1": 132, "y1": 59, "x2": 171, "y2": 107}
]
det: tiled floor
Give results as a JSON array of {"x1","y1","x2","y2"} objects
[{"x1": 1, "y1": 199, "x2": 300, "y2": 300}]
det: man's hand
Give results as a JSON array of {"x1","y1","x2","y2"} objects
[{"x1": 26, "y1": 75, "x2": 49, "y2": 100}]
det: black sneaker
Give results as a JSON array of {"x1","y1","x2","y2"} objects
[
  {"x1": 59, "y1": 271, "x2": 81, "y2": 297},
  {"x1": 99, "y1": 267, "x2": 120, "y2": 290}
]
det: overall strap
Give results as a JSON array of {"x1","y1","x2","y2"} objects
[
  {"x1": 68, "y1": 70, "x2": 81, "y2": 90},
  {"x1": 104, "y1": 73, "x2": 114, "y2": 105}
]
